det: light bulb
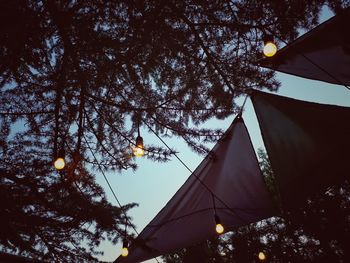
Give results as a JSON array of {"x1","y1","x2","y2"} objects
[
  {"x1": 121, "y1": 247, "x2": 129, "y2": 257},
  {"x1": 258, "y1": 251, "x2": 266, "y2": 261},
  {"x1": 214, "y1": 215, "x2": 224, "y2": 234},
  {"x1": 133, "y1": 136, "x2": 144, "y2": 157},
  {"x1": 54, "y1": 157, "x2": 65, "y2": 170},
  {"x1": 263, "y1": 41, "x2": 277, "y2": 57},
  {"x1": 215, "y1": 223, "x2": 224, "y2": 234},
  {"x1": 133, "y1": 146, "x2": 144, "y2": 157},
  {"x1": 121, "y1": 240, "x2": 129, "y2": 257}
]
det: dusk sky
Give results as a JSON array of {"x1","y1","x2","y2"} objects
[{"x1": 2, "y1": 2, "x2": 350, "y2": 263}]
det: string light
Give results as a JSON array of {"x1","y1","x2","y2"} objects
[
  {"x1": 133, "y1": 135, "x2": 144, "y2": 157},
  {"x1": 82, "y1": 130, "x2": 161, "y2": 263},
  {"x1": 54, "y1": 157, "x2": 65, "y2": 170},
  {"x1": 215, "y1": 215, "x2": 224, "y2": 234},
  {"x1": 54, "y1": 149, "x2": 65, "y2": 170},
  {"x1": 121, "y1": 240, "x2": 129, "y2": 257},
  {"x1": 263, "y1": 35, "x2": 277, "y2": 57},
  {"x1": 133, "y1": 126, "x2": 145, "y2": 157},
  {"x1": 258, "y1": 251, "x2": 266, "y2": 261}
]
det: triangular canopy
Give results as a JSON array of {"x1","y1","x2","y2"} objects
[
  {"x1": 258, "y1": 7, "x2": 350, "y2": 86},
  {"x1": 115, "y1": 117, "x2": 275, "y2": 262},
  {"x1": 252, "y1": 91, "x2": 350, "y2": 209}
]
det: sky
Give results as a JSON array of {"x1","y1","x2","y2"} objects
[{"x1": 93, "y1": 8, "x2": 350, "y2": 263}]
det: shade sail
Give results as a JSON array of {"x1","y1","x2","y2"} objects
[
  {"x1": 115, "y1": 117, "x2": 275, "y2": 263},
  {"x1": 258, "y1": 7, "x2": 350, "y2": 86},
  {"x1": 252, "y1": 91, "x2": 350, "y2": 209}
]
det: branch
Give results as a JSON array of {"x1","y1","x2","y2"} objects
[
  {"x1": 168, "y1": 3, "x2": 236, "y2": 95},
  {"x1": 88, "y1": 100, "x2": 134, "y2": 145},
  {"x1": 86, "y1": 92, "x2": 232, "y2": 112},
  {"x1": 84, "y1": 111, "x2": 127, "y2": 170},
  {"x1": 76, "y1": 80, "x2": 86, "y2": 154}
]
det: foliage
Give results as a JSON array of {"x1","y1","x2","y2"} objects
[
  {"x1": 1, "y1": 0, "x2": 349, "y2": 261},
  {"x1": 2, "y1": 0, "x2": 346, "y2": 168},
  {"x1": 223, "y1": 181, "x2": 350, "y2": 262},
  {"x1": 0, "y1": 135, "x2": 137, "y2": 262}
]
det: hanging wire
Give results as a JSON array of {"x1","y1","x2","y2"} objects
[
  {"x1": 140, "y1": 113, "x2": 248, "y2": 223},
  {"x1": 82, "y1": 133, "x2": 161, "y2": 262},
  {"x1": 87, "y1": 92, "x2": 233, "y2": 113},
  {"x1": 124, "y1": 222, "x2": 128, "y2": 238},
  {"x1": 61, "y1": 136, "x2": 128, "y2": 237},
  {"x1": 82, "y1": 133, "x2": 139, "y2": 235},
  {"x1": 296, "y1": 53, "x2": 350, "y2": 91},
  {"x1": 0, "y1": 110, "x2": 54, "y2": 115},
  {"x1": 109, "y1": 90, "x2": 259, "y2": 224},
  {"x1": 238, "y1": 93, "x2": 249, "y2": 117},
  {"x1": 212, "y1": 193, "x2": 217, "y2": 215}
]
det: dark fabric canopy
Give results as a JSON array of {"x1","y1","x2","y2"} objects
[
  {"x1": 252, "y1": 91, "x2": 350, "y2": 209},
  {"x1": 115, "y1": 117, "x2": 275, "y2": 263},
  {"x1": 258, "y1": 7, "x2": 350, "y2": 86}
]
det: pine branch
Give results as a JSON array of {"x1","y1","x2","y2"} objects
[
  {"x1": 168, "y1": 3, "x2": 236, "y2": 95},
  {"x1": 85, "y1": 111, "x2": 128, "y2": 170}
]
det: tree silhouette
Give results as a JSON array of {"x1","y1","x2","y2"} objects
[
  {"x1": 1, "y1": 0, "x2": 349, "y2": 261},
  {"x1": 0, "y1": 134, "x2": 137, "y2": 262}
]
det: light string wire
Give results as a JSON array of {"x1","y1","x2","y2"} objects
[
  {"x1": 62, "y1": 128, "x2": 130, "y2": 239},
  {"x1": 81, "y1": 132, "x2": 161, "y2": 263},
  {"x1": 95, "y1": 90, "x2": 259, "y2": 259},
  {"x1": 116, "y1": 92, "x2": 254, "y2": 223},
  {"x1": 81, "y1": 133, "x2": 138, "y2": 235}
]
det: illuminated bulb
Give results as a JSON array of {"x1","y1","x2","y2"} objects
[
  {"x1": 263, "y1": 41, "x2": 277, "y2": 57},
  {"x1": 258, "y1": 251, "x2": 266, "y2": 261},
  {"x1": 54, "y1": 157, "x2": 65, "y2": 170},
  {"x1": 121, "y1": 247, "x2": 129, "y2": 257},
  {"x1": 133, "y1": 136, "x2": 144, "y2": 157},
  {"x1": 215, "y1": 223, "x2": 224, "y2": 234},
  {"x1": 133, "y1": 146, "x2": 144, "y2": 157},
  {"x1": 121, "y1": 240, "x2": 129, "y2": 257},
  {"x1": 214, "y1": 215, "x2": 224, "y2": 234}
]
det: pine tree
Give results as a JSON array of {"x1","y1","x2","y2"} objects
[{"x1": 1, "y1": 0, "x2": 349, "y2": 261}]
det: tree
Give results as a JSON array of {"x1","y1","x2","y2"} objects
[
  {"x1": 1, "y1": 0, "x2": 349, "y2": 261},
  {"x1": 0, "y1": 135, "x2": 137, "y2": 262}
]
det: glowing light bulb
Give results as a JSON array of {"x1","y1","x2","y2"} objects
[
  {"x1": 258, "y1": 252, "x2": 266, "y2": 261},
  {"x1": 215, "y1": 223, "x2": 224, "y2": 234},
  {"x1": 133, "y1": 136, "x2": 144, "y2": 157},
  {"x1": 133, "y1": 146, "x2": 144, "y2": 157},
  {"x1": 54, "y1": 157, "x2": 65, "y2": 170},
  {"x1": 121, "y1": 240, "x2": 129, "y2": 257},
  {"x1": 214, "y1": 215, "x2": 224, "y2": 234},
  {"x1": 121, "y1": 247, "x2": 129, "y2": 257},
  {"x1": 263, "y1": 41, "x2": 277, "y2": 57}
]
